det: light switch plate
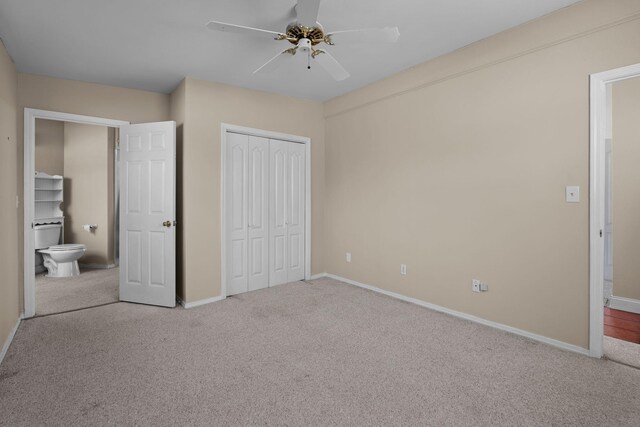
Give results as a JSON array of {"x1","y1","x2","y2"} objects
[{"x1": 566, "y1": 186, "x2": 580, "y2": 203}]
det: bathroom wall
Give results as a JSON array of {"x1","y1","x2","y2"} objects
[
  {"x1": 35, "y1": 119, "x2": 64, "y2": 176},
  {"x1": 63, "y1": 122, "x2": 115, "y2": 266},
  {"x1": 0, "y1": 39, "x2": 20, "y2": 356},
  {"x1": 612, "y1": 76, "x2": 640, "y2": 302}
]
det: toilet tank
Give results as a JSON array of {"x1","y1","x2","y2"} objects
[{"x1": 34, "y1": 223, "x2": 62, "y2": 249}]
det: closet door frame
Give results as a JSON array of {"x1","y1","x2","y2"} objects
[{"x1": 220, "y1": 123, "x2": 311, "y2": 298}]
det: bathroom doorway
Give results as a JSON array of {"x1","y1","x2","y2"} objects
[
  {"x1": 22, "y1": 111, "x2": 129, "y2": 318},
  {"x1": 31, "y1": 117, "x2": 121, "y2": 316}
]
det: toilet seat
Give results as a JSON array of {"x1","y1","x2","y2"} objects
[{"x1": 47, "y1": 244, "x2": 86, "y2": 251}]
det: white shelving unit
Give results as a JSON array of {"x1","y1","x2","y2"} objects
[{"x1": 34, "y1": 172, "x2": 64, "y2": 225}]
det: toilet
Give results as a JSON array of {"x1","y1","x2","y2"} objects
[{"x1": 35, "y1": 223, "x2": 86, "y2": 278}]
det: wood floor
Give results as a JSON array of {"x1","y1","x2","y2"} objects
[{"x1": 604, "y1": 307, "x2": 640, "y2": 344}]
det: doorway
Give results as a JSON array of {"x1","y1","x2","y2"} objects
[
  {"x1": 32, "y1": 118, "x2": 120, "y2": 316},
  {"x1": 24, "y1": 110, "x2": 128, "y2": 317},
  {"x1": 221, "y1": 124, "x2": 311, "y2": 297},
  {"x1": 589, "y1": 63, "x2": 640, "y2": 361}
]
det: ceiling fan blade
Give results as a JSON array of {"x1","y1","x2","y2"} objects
[
  {"x1": 325, "y1": 27, "x2": 400, "y2": 45},
  {"x1": 253, "y1": 49, "x2": 296, "y2": 75},
  {"x1": 295, "y1": 0, "x2": 321, "y2": 27},
  {"x1": 313, "y1": 50, "x2": 350, "y2": 81},
  {"x1": 206, "y1": 21, "x2": 285, "y2": 40}
]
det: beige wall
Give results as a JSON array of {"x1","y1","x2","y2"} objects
[
  {"x1": 17, "y1": 73, "x2": 170, "y2": 309},
  {"x1": 323, "y1": 0, "x2": 640, "y2": 349},
  {"x1": 612, "y1": 76, "x2": 640, "y2": 301},
  {"x1": 0, "y1": 40, "x2": 20, "y2": 351},
  {"x1": 35, "y1": 119, "x2": 64, "y2": 175},
  {"x1": 63, "y1": 122, "x2": 114, "y2": 265},
  {"x1": 178, "y1": 78, "x2": 324, "y2": 302}
]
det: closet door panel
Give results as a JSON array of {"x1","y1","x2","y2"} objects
[
  {"x1": 269, "y1": 139, "x2": 289, "y2": 286},
  {"x1": 226, "y1": 133, "x2": 249, "y2": 295},
  {"x1": 287, "y1": 142, "x2": 306, "y2": 282},
  {"x1": 247, "y1": 136, "x2": 269, "y2": 291}
]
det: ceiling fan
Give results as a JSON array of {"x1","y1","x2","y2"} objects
[{"x1": 206, "y1": 0, "x2": 400, "y2": 81}]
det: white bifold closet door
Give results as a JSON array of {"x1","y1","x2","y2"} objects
[
  {"x1": 226, "y1": 133, "x2": 305, "y2": 296},
  {"x1": 269, "y1": 139, "x2": 305, "y2": 286},
  {"x1": 226, "y1": 133, "x2": 269, "y2": 295}
]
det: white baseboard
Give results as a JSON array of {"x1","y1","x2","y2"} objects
[
  {"x1": 609, "y1": 295, "x2": 640, "y2": 314},
  {"x1": 309, "y1": 273, "x2": 326, "y2": 280},
  {"x1": 321, "y1": 273, "x2": 590, "y2": 357},
  {"x1": 177, "y1": 295, "x2": 226, "y2": 309},
  {"x1": 79, "y1": 263, "x2": 117, "y2": 270},
  {"x1": 0, "y1": 317, "x2": 21, "y2": 366}
]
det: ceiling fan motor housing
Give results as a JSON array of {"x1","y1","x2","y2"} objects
[{"x1": 286, "y1": 23, "x2": 325, "y2": 45}]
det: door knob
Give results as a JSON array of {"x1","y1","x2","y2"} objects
[{"x1": 163, "y1": 221, "x2": 172, "y2": 228}]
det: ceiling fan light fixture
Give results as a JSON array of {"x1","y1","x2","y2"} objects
[{"x1": 298, "y1": 38, "x2": 311, "y2": 53}]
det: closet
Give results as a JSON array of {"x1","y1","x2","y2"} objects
[{"x1": 225, "y1": 132, "x2": 306, "y2": 296}]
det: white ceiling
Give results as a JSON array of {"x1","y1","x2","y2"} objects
[{"x1": 0, "y1": 0, "x2": 580, "y2": 101}]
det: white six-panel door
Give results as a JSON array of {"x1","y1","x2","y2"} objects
[
  {"x1": 119, "y1": 121, "x2": 176, "y2": 307},
  {"x1": 226, "y1": 132, "x2": 305, "y2": 295}
]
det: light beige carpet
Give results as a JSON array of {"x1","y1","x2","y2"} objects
[
  {"x1": 2, "y1": 278, "x2": 639, "y2": 425},
  {"x1": 35, "y1": 267, "x2": 119, "y2": 316},
  {"x1": 604, "y1": 336, "x2": 640, "y2": 368}
]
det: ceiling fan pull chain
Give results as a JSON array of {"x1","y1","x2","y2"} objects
[{"x1": 307, "y1": 50, "x2": 311, "y2": 70}]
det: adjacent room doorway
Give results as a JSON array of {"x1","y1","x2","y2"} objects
[{"x1": 589, "y1": 62, "x2": 640, "y2": 359}]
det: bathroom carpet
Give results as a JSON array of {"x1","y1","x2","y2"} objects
[{"x1": 35, "y1": 267, "x2": 119, "y2": 316}]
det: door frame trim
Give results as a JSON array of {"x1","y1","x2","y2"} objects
[
  {"x1": 220, "y1": 123, "x2": 312, "y2": 298},
  {"x1": 23, "y1": 108, "x2": 128, "y2": 318},
  {"x1": 589, "y1": 63, "x2": 640, "y2": 357}
]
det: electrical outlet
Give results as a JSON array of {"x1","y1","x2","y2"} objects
[
  {"x1": 346, "y1": 252, "x2": 351, "y2": 263},
  {"x1": 400, "y1": 264, "x2": 407, "y2": 275},
  {"x1": 472, "y1": 279, "x2": 481, "y2": 293}
]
